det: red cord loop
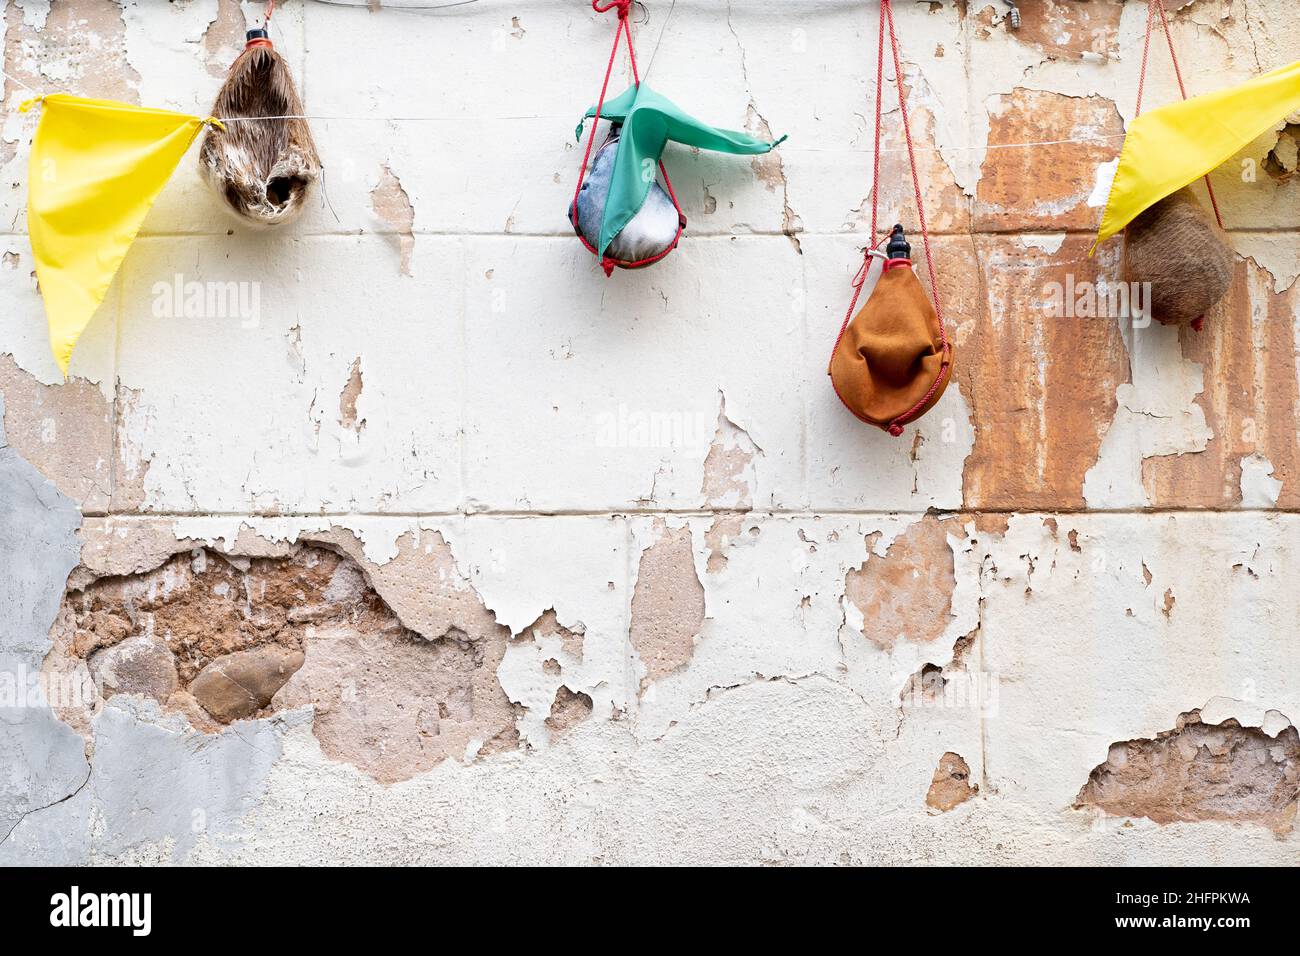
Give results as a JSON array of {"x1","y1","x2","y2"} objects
[
  {"x1": 828, "y1": 0, "x2": 949, "y2": 437},
  {"x1": 1135, "y1": 0, "x2": 1223, "y2": 231},
  {"x1": 593, "y1": 0, "x2": 632, "y2": 20}
]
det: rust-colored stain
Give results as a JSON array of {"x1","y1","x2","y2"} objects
[
  {"x1": 976, "y1": 89, "x2": 1124, "y2": 232},
  {"x1": 1005, "y1": 0, "x2": 1124, "y2": 61},
  {"x1": 1142, "y1": 259, "x2": 1300, "y2": 507},
  {"x1": 960, "y1": 236, "x2": 1131, "y2": 510},
  {"x1": 845, "y1": 515, "x2": 955, "y2": 651}
]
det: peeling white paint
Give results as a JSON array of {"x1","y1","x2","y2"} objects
[
  {"x1": 1088, "y1": 158, "x2": 1119, "y2": 208},
  {"x1": 1084, "y1": 323, "x2": 1213, "y2": 508},
  {"x1": 1020, "y1": 233, "x2": 1068, "y2": 254},
  {"x1": 1239, "y1": 453, "x2": 1283, "y2": 508},
  {"x1": 1, "y1": 0, "x2": 1299, "y2": 866}
]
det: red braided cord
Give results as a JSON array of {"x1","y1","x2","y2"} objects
[
  {"x1": 572, "y1": 0, "x2": 684, "y2": 274},
  {"x1": 884, "y1": 0, "x2": 946, "y2": 350},
  {"x1": 592, "y1": 0, "x2": 630, "y2": 18},
  {"x1": 827, "y1": 0, "x2": 951, "y2": 435},
  {"x1": 570, "y1": 12, "x2": 628, "y2": 221},
  {"x1": 1135, "y1": 0, "x2": 1224, "y2": 228},
  {"x1": 881, "y1": 0, "x2": 950, "y2": 434},
  {"x1": 1153, "y1": 0, "x2": 1188, "y2": 101},
  {"x1": 1134, "y1": 0, "x2": 1156, "y2": 116},
  {"x1": 869, "y1": 3, "x2": 886, "y2": 247},
  {"x1": 826, "y1": 5, "x2": 887, "y2": 374}
]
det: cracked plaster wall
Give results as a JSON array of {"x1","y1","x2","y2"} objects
[{"x1": 0, "y1": 0, "x2": 1298, "y2": 865}]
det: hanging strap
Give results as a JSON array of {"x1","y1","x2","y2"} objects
[
  {"x1": 828, "y1": 0, "x2": 951, "y2": 437},
  {"x1": 570, "y1": 0, "x2": 685, "y2": 277},
  {"x1": 1135, "y1": 0, "x2": 1224, "y2": 230}
]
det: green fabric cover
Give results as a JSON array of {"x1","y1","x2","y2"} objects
[{"x1": 578, "y1": 84, "x2": 785, "y2": 255}]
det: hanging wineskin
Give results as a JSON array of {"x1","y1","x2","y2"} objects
[
  {"x1": 1091, "y1": 0, "x2": 1258, "y2": 331},
  {"x1": 1122, "y1": 186, "x2": 1233, "y2": 328},
  {"x1": 827, "y1": 0, "x2": 953, "y2": 437},
  {"x1": 572, "y1": 127, "x2": 684, "y2": 266},
  {"x1": 830, "y1": 225, "x2": 954, "y2": 434},
  {"x1": 199, "y1": 28, "x2": 320, "y2": 226},
  {"x1": 568, "y1": 0, "x2": 783, "y2": 275}
]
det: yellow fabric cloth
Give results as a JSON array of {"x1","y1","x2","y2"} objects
[
  {"x1": 1092, "y1": 60, "x2": 1300, "y2": 254},
  {"x1": 20, "y1": 94, "x2": 221, "y2": 373}
]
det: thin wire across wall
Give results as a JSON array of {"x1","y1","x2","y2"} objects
[
  {"x1": 1, "y1": 0, "x2": 1134, "y2": 158},
  {"x1": 0, "y1": 62, "x2": 1128, "y2": 156}
]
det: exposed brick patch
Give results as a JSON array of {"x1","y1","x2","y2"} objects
[
  {"x1": 1076, "y1": 710, "x2": 1300, "y2": 835},
  {"x1": 926, "y1": 752, "x2": 978, "y2": 812},
  {"x1": 1003, "y1": 0, "x2": 1123, "y2": 61},
  {"x1": 3, "y1": 1, "x2": 140, "y2": 165},
  {"x1": 701, "y1": 395, "x2": 760, "y2": 573},
  {"x1": 277, "y1": 618, "x2": 515, "y2": 783},
  {"x1": 845, "y1": 516, "x2": 955, "y2": 651},
  {"x1": 201, "y1": 0, "x2": 248, "y2": 77},
  {"x1": 704, "y1": 512, "x2": 746, "y2": 574},
  {"x1": 516, "y1": 608, "x2": 585, "y2": 662},
  {"x1": 338, "y1": 358, "x2": 366, "y2": 434},
  {"x1": 0, "y1": 355, "x2": 114, "y2": 513},
  {"x1": 371, "y1": 163, "x2": 415, "y2": 276},
  {"x1": 701, "y1": 394, "x2": 759, "y2": 511},
  {"x1": 545, "y1": 686, "x2": 593, "y2": 737},
  {"x1": 54, "y1": 547, "x2": 332, "y2": 691},
  {"x1": 630, "y1": 522, "x2": 705, "y2": 693},
  {"x1": 50, "y1": 540, "x2": 518, "y2": 783}
]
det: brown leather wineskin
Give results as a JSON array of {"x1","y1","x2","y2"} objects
[{"x1": 829, "y1": 260, "x2": 953, "y2": 432}]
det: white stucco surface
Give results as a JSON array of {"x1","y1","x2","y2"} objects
[{"x1": 1, "y1": 0, "x2": 1299, "y2": 864}]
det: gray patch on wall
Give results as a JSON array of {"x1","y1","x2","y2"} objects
[
  {"x1": 1, "y1": 698, "x2": 296, "y2": 864},
  {"x1": 0, "y1": 391, "x2": 90, "y2": 849}
]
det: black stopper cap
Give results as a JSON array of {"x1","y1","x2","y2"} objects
[{"x1": 887, "y1": 223, "x2": 911, "y2": 260}]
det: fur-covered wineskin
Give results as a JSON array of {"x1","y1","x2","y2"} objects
[
  {"x1": 572, "y1": 130, "x2": 681, "y2": 263},
  {"x1": 1123, "y1": 186, "x2": 1233, "y2": 326},
  {"x1": 200, "y1": 42, "x2": 320, "y2": 226}
]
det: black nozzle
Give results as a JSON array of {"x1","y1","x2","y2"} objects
[{"x1": 887, "y1": 223, "x2": 911, "y2": 260}]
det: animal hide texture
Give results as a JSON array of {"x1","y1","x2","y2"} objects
[
  {"x1": 572, "y1": 129, "x2": 681, "y2": 264},
  {"x1": 200, "y1": 36, "x2": 320, "y2": 226},
  {"x1": 1123, "y1": 186, "x2": 1233, "y2": 326},
  {"x1": 829, "y1": 256, "x2": 953, "y2": 432}
]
